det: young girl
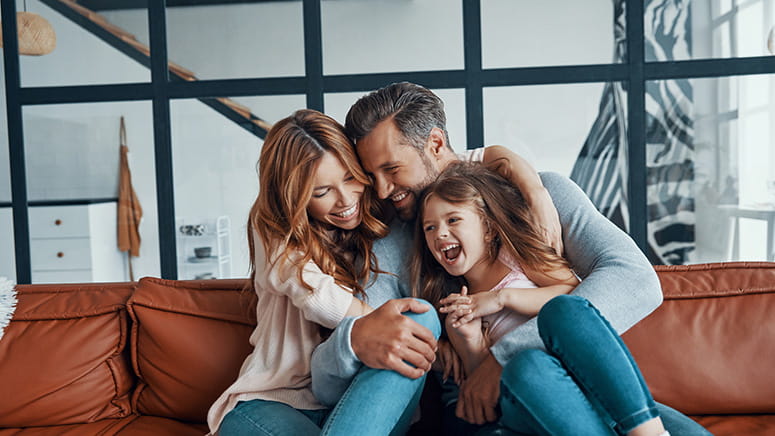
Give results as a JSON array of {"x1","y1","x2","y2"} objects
[
  {"x1": 412, "y1": 161, "x2": 670, "y2": 436},
  {"x1": 207, "y1": 110, "x2": 427, "y2": 435}
]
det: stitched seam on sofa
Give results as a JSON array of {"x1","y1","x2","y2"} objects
[
  {"x1": 12, "y1": 303, "x2": 129, "y2": 321},
  {"x1": 663, "y1": 287, "x2": 775, "y2": 299},
  {"x1": 126, "y1": 302, "x2": 256, "y2": 326},
  {"x1": 139, "y1": 276, "x2": 249, "y2": 290},
  {"x1": 654, "y1": 261, "x2": 775, "y2": 272}
]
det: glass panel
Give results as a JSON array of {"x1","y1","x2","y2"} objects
[
  {"x1": 20, "y1": 0, "x2": 150, "y2": 86},
  {"x1": 481, "y1": 0, "x2": 619, "y2": 68},
  {"x1": 162, "y1": 1, "x2": 304, "y2": 80},
  {"x1": 655, "y1": 0, "x2": 773, "y2": 61},
  {"x1": 0, "y1": 208, "x2": 15, "y2": 282},
  {"x1": 22, "y1": 101, "x2": 159, "y2": 283},
  {"x1": 484, "y1": 82, "x2": 628, "y2": 234},
  {"x1": 648, "y1": 74, "x2": 775, "y2": 266},
  {"x1": 321, "y1": 0, "x2": 464, "y2": 75},
  {"x1": 324, "y1": 88, "x2": 467, "y2": 154},
  {"x1": 170, "y1": 94, "x2": 305, "y2": 280}
]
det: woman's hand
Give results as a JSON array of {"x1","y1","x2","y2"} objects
[{"x1": 440, "y1": 286, "x2": 503, "y2": 328}]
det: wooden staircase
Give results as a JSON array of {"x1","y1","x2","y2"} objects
[{"x1": 39, "y1": 0, "x2": 273, "y2": 138}]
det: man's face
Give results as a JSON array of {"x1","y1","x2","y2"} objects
[{"x1": 356, "y1": 119, "x2": 440, "y2": 221}]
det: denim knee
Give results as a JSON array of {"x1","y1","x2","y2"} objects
[
  {"x1": 403, "y1": 298, "x2": 441, "y2": 339},
  {"x1": 537, "y1": 294, "x2": 589, "y2": 341},
  {"x1": 501, "y1": 349, "x2": 555, "y2": 395}
]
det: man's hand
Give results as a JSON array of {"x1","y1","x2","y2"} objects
[
  {"x1": 456, "y1": 352, "x2": 502, "y2": 425},
  {"x1": 351, "y1": 298, "x2": 437, "y2": 379}
]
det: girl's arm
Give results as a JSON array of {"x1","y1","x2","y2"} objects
[
  {"x1": 444, "y1": 266, "x2": 579, "y2": 327},
  {"x1": 502, "y1": 263, "x2": 579, "y2": 316},
  {"x1": 482, "y1": 145, "x2": 563, "y2": 255}
]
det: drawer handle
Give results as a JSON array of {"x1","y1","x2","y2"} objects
[
  {"x1": 57, "y1": 252, "x2": 64, "y2": 258},
  {"x1": 55, "y1": 219, "x2": 62, "y2": 226}
]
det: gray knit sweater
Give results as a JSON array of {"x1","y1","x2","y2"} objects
[{"x1": 310, "y1": 172, "x2": 663, "y2": 407}]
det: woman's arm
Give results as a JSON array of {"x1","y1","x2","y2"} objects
[
  {"x1": 482, "y1": 145, "x2": 563, "y2": 255},
  {"x1": 345, "y1": 297, "x2": 373, "y2": 318}
]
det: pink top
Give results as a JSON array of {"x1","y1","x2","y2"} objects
[
  {"x1": 207, "y1": 230, "x2": 355, "y2": 434},
  {"x1": 481, "y1": 254, "x2": 538, "y2": 344}
]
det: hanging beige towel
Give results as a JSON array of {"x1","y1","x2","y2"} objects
[{"x1": 117, "y1": 116, "x2": 142, "y2": 280}]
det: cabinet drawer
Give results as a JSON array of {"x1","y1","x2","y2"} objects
[
  {"x1": 32, "y1": 269, "x2": 92, "y2": 284},
  {"x1": 29, "y1": 206, "x2": 90, "y2": 238},
  {"x1": 31, "y1": 238, "x2": 92, "y2": 270}
]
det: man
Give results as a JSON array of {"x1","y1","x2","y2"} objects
[{"x1": 312, "y1": 82, "x2": 709, "y2": 435}]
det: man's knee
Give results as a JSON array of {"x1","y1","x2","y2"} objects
[{"x1": 402, "y1": 298, "x2": 441, "y2": 338}]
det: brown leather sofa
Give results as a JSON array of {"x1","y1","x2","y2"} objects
[{"x1": 0, "y1": 262, "x2": 773, "y2": 435}]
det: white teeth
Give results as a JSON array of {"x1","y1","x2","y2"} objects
[
  {"x1": 334, "y1": 204, "x2": 357, "y2": 218},
  {"x1": 441, "y1": 244, "x2": 460, "y2": 252},
  {"x1": 391, "y1": 191, "x2": 409, "y2": 202}
]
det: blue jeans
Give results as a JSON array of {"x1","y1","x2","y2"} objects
[
  {"x1": 495, "y1": 295, "x2": 709, "y2": 436},
  {"x1": 220, "y1": 305, "x2": 441, "y2": 436}
]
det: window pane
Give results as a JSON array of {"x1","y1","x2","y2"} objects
[
  {"x1": 20, "y1": 0, "x2": 150, "y2": 86},
  {"x1": 0, "y1": 209, "x2": 14, "y2": 282},
  {"x1": 649, "y1": 74, "x2": 775, "y2": 266},
  {"x1": 484, "y1": 82, "x2": 629, "y2": 236},
  {"x1": 158, "y1": 1, "x2": 304, "y2": 80},
  {"x1": 22, "y1": 101, "x2": 159, "y2": 283},
  {"x1": 656, "y1": 0, "x2": 773, "y2": 61},
  {"x1": 324, "y1": 88, "x2": 467, "y2": 154},
  {"x1": 170, "y1": 94, "x2": 305, "y2": 280},
  {"x1": 321, "y1": 0, "x2": 464, "y2": 75},
  {"x1": 482, "y1": 0, "x2": 619, "y2": 68}
]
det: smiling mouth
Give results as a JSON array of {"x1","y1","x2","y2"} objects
[
  {"x1": 333, "y1": 204, "x2": 358, "y2": 218},
  {"x1": 391, "y1": 191, "x2": 409, "y2": 203},
  {"x1": 440, "y1": 244, "x2": 462, "y2": 263}
]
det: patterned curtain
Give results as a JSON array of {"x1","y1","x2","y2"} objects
[{"x1": 571, "y1": 0, "x2": 694, "y2": 265}]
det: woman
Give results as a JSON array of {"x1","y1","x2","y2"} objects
[{"x1": 207, "y1": 109, "x2": 430, "y2": 435}]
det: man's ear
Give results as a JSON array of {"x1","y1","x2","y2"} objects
[{"x1": 424, "y1": 127, "x2": 448, "y2": 160}]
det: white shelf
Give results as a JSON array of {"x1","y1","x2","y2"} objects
[{"x1": 176, "y1": 215, "x2": 232, "y2": 280}]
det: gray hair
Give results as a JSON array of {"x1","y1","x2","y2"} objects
[{"x1": 344, "y1": 82, "x2": 452, "y2": 151}]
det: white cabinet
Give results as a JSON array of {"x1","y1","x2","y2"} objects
[
  {"x1": 29, "y1": 203, "x2": 127, "y2": 283},
  {"x1": 176, "y1": 216, "x2": 231, "y2": 280}
]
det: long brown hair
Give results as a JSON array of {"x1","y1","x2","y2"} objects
[
  {"x1": 248, "y1": 109, "x2": 387, "y2": 297},
  {"x1": 410, "y1": 161, "x2": 570, "y2": 308}
]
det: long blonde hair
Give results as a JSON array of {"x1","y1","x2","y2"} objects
[
  {"x1": 248, "y1": 109, "x2": 387, "y2": 297},
  {"x1": 410, "y1": 161, "x2": 570, "y2": 308}
]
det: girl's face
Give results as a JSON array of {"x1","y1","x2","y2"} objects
[
  {"x1": 307, "y1": 151, "x2": 365, "y2": 230},
  {"x1": 422, "y1": 195, "x2": 491, "y2": 279}
]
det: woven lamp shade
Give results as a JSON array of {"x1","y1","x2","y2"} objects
[{"x1": 0, "y1": 12, "x2": 56, "y2": 56}]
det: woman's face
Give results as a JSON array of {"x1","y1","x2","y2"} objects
[{"x1": 307, "y1": 151, "x2": 365, "y2": 230}]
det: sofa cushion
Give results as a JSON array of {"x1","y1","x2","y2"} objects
[
  {"x1": 0, "y1": 283, "x2": 134, "y2": 427},
  {"x1": 116, "y1": 416, "x2": 209, "y2": 435},
  {"x1": 128, "y1": 277, "x2": 256, "y2": 422},
  {"x1": 0, "y1": 417, "x2": 136, "y2": 436},
  {"x1": 693, "y1": 414, "x2": 775, "y2": 436},
  {"x1": 623, "y1": 262, "x2": 775, "y2": 415}
]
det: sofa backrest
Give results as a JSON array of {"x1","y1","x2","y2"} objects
[
  {"x1": 623, "y1": 262, "x2": 775, "y2": 415},
  {"x1": 0, "y1": 282, "x2": 135, "y2": 427},
  {"x1": 128, "y1": 277, "x2": 256, "y2": 423}
]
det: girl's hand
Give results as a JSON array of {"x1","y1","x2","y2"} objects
[
  {"x1": 436, "y1": 339, "x2": 465, "y2": 384},
  {"x1": 444, "y1": 287, "x2": 485, "y2": 344},
  {"x1": 441, "y1": 287, "x2": 504, "y2": 328}
]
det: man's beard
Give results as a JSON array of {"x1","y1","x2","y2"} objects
[{"x1": 395, "y1": 151, "x2": 440, "y2": 222}]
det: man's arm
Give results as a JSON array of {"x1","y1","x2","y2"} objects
[
  {"x1": 483, "y1": 146, "x2": 563, "y2": 254},
  {"x1": 490, "y1": 172, "x2": 662, "y2": 363},
  {"x1": 310, "y1": 220, "x2": 436, "y2": 406},
  {"x1": 311, "y1": 299, "x2": 437, "y2": 406},
  {"x1": 456, "y1": 172, "x2": 662, "y2": 424}
]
